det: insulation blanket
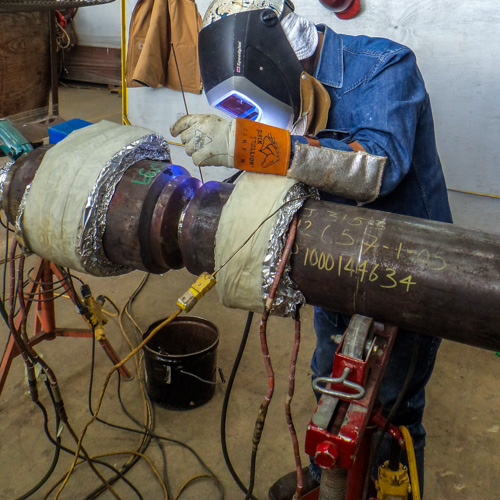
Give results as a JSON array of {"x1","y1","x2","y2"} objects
[
  {"x1": 18, "y1": 120, "x2": 168, "y2": 275},
  {"x1": 214, "y1": 172, "x2": 313, "y2": 316}
]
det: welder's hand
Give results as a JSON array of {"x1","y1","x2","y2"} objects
[{"x1": 170, "y1": 114, "x2": 236, "y2": 168}]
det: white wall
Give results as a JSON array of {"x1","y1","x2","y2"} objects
[
  {"x1": 72, "y1": 1, "x2": 121, "y2": 48},
  {"x1": 75, "y1": 0, "x2": 500, "y2": 228}
]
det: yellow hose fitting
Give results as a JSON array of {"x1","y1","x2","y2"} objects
[
  {"x1": 176, "y1": 272, "x2": 217, "y2": 312},
  {"x1": 376, "y1": 461, "x2": 411, "y2": 499}
]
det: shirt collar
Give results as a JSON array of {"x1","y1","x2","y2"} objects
[{"x1": 313, "y1": 25, "x2": 344, "y2": 89}]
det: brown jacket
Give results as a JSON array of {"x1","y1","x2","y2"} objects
[{"x1": 126, "y1": 0, "x2": 202, "y2": 93}]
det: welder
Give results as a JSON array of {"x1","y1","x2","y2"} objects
[{"x1": 171, "y1": 0, "x2": 453, "y2": 497}]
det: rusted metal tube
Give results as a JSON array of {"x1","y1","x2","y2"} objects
[
  {"x1": 179, "y1": 192, "x2": 500, "y2": 351},
  {"x1": 290, "y1": 199, "x2": 500, "y2": 351},
  {"x1": 179, "y1": 181, "x2": 234, "y2": 275},
  {"x1": 1, "y1": 145, "x2": 52, "y2": 222},
  {"x1": 103, "y1": 160, "x2": 200, "y2": 273},
  {"x1": 3, "y1": 147, "x2": 500, "y2": 351}
]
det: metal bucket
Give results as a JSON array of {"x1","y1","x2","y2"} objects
[{"x1": 143, "y1": 316, "x2": 219, "y2": 410}]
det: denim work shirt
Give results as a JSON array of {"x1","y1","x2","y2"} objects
[{"x1": 292, "y1": 26, "x2": 453, "y2": 223}]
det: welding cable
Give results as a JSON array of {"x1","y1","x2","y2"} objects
[
  {"x1": 399, "y1": 425, "x2": 421, "y2": 500},
  {"x1": 87, "y1": 273, "x2": 169, "y2": 500},
  {"x1": 93, "y1": 451, "x2": 168, "y2": 499},
  {"x1": 43, "y1": 456, "x2": 142, "y2": 500},
  {"x1": 56, "y1": 309, "x2": 181, "y2": 499},
  {"x1": 123, "y1": 273, "x2": 150, "y2": 345},
  {"x1": 94, "y1": 320, "x2": 222, "y2": 500},
  {"x1": 101, "y1": 294, "x2": 120, "y2": 317},
  {"x1": 39, "y1": 375, "x2": 144, "y2": 500},
  {"x1": 220, "y1": 312, "x2": 256, "y2": 498},
  {"x1": 64, "y1": 268, "x2": 87, "y2": 315},
  {"x1": 286, "y1": 306, "x2": 303, "y2": 500},
  {"x1": 15, "y1": 400, "x2": 62, "y2": 500},
  {"x1": 82, "y1": 274, "x2": 220, "y2": 500},
  {"x1": 245, "y1": 214, "x2": 299, "y2": 500},
  {"x1": 0, "y1": 211, "x2": 13, "y2": 232},
  {"x1": 114, "y1": 275, "x2": 171, "y2": 496},
  {"x1": 115, "y1": 373, "x2": 170, "y2": 497},
  {"x1": 61, "y1": 417, "x2": 123, "y2": 500},
  {"x1": 88, "y1": 372, "x2": 223, "y2": 500},
  {"x1": 362, "y1": 333, "x2": 420, "y2": 498},
  {"x1": 86, "y1": 323, "x2": 160, "y2": 500},
  {"x1": 8, "y1": 278, "x2": 62, "y2": 500},
  {"x1": 173, "y1": 475, "x2": 217, "y2": 500},
  {"x1": 112, "y1": 278, "x2": 222, "y2": 500},
  {"x1": 2, "y1": 215, "x2": 11, "y2": 306},
  {"x1": 13, "y1": 248, "x2": 120, "y2": 499},
  {"x1": 90, "y1": 405, "x2": 224, "y2": 500},
  {"x1": 6, "y1": 246, "x2": 124, "y2": 498}
]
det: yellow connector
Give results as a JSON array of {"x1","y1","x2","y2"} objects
[
  {"x1": 82, "y1": 292, "x2": 108, "y2": 341},
  {"x1": 376, "y1": 461, "x2": 411, "y2": 500},
  {"x1": 177, "y1": 272, "x2": 217, "y2": 313}
]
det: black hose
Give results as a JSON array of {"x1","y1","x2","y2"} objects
[
  {"x1": 362, "y1": 333, "x2": 420, "y2": 497},
  {"x1": 85, "y1": 325, "x2": 153, "y2": 500},
  {"x1": 244, "y1": 449, "x2": 258, "y2": 500},
  {"x1": 220, "y1": 311, "x2": 258, "y2": 499},
  {"x1": 16, "y1": 400, "x2": 61, "y2": 500}
]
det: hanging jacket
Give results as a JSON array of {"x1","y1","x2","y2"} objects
[{"x1": 126, "y1": 0, "x2": 202, "y2": 93}]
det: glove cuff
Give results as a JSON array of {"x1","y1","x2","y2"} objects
[{"x1": 233, "y1": 119, "x2": 291, "y2": 176}]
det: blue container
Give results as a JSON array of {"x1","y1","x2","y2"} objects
[{"x1": 48, "y1": 118, "x2": 92, "y2": 144}]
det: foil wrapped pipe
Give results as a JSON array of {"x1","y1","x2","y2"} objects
[
  {"x1": 11, "y1": 121, "x2": 178, "y2": 276},
  {"x1": 0, "y1": 160, "x2": 15, "y2": 208},
  {"x1": 2, "y1": 131, "x2": 500, "y2": 351},
  {"x1": 77, "y1": 133, "x2": 173, "y2": 276},
  {"x1": 261, "y1": 181, "x2": 318, "y2": 316},
  {"x1": 214, "y1": 173, "x2": 312, "y2": 317}
]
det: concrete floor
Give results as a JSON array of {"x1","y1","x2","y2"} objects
[{"x1": 1, "y1": 85, "x2": 499, "y2": 499}]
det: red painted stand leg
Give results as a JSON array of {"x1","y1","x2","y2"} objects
[{"x1": 0, "y1": 258, "x2": 131, "y2": 396}]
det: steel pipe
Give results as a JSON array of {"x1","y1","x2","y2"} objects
[
  {"x1": 2, "y1": 146, "x2": 500, "y2": 351},
  {"x1": 179, "y1": 187, "x2": 500, "y2": 351}
]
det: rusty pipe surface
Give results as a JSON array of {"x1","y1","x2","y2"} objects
[
  {"x1": 289, "y1": 200, "x2": 500, "y2": 351},
  {"x1": 2, "y1": 147, "x2": 500, "y2": 351},
  {"x1": 179, "y1": 188, "x2": 500, "y2": 351}
]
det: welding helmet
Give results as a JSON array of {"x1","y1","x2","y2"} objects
[{"x1": 199, "y1": 0, "x2": 306, "y2": 129}]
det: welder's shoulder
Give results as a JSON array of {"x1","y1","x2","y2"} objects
[
  {"x1": 340, "y1": 34, "x2": 417, "y2": 86},
  {"x1": 342, "y1": 33, "x2": 414, "y2": 61}
]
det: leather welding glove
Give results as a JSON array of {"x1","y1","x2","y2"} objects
[
  {"x1": 170, "y1": 114, "x2": 236, "y2": 167},
  {"x1": 171, "y1": 114, "x2": 292, "y2": 175}
]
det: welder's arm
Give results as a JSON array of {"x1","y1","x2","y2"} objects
[
  {"x1": 171, "y1": 47, "x2": 423, "y2": 204},
  {"x1": 170, "y1": 114, "x2": 384, "y2": 203}
]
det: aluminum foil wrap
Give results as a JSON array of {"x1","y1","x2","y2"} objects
[
  {"x1": 15, "y1": 182, "x2": 31, "y2": 251},
  {"x1": 0, "y1": 160, "x2": 15, "y2": 207},
  {"x1": 262, "y1": 183, "x2": 319, "y2": 317},
  {"x1": 15, "y1": 133, "x2": 170, "y2": 276},
  {"x1": 79, "y1": 133, "x2": 170, "y2": 276}
]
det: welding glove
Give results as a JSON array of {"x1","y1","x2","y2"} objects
[
  {"x1": 171, "y1": 114, "x2": 292, "y2": 175},
  {"x1": 170, "y1": 114, "x2": 237, "y2": 168}
]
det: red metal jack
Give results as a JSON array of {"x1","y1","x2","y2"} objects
[
  {"x1": 303, "y1": 315, "x2": 399, "y2": 499},
  {"x1": 0, "y1": 258, "x2": 132, "y2": 396}
]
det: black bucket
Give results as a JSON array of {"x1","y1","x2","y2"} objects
[{"x1": 143, "y1": 316, "x2": 219, "y2": 410}]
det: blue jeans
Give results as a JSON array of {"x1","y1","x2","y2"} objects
[{"x1": 309, "y1": 307, "x2": 441, "y2": 495}]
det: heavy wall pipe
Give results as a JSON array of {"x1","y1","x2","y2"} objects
[
  {"x1": 2, "y1": 147, "x2": 500, "y2": 351},
  {"x1": 180, "y1": 183, "x2": 500, "y2": 352}
]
